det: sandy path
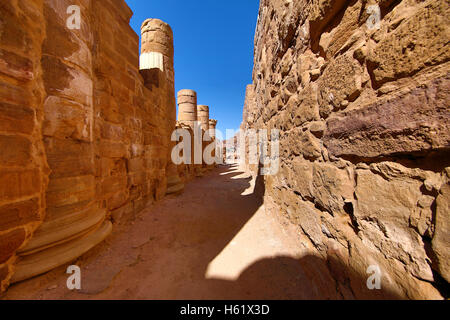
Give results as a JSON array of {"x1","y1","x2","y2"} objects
[{"x1": 3, "y1": 164, "x2": 335, "y2": 300}]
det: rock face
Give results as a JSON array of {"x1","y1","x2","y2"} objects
[
  {"x1": 241, "y1": 0, "x2": 449, "y2": 299},
  {"x1": 0, "y1": 0, "x2": 50, "y2": 292},
  {"x1": 0, "y1": 0, "x2": 192, "y2": 292}
]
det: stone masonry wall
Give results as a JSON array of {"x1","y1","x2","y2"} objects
[
  {"x1": 0, "y1": 0, "x2": 178, "y2": 292},
  {"x1": 242, "y1": 0, "x2": 449, "y2": 299},
  {"x1": 0, "y1": 0, "x2": 50, "y2": 292}
]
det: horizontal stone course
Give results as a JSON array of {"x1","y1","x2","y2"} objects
[
  {"x1": 0, "y1": 198, "x2": 40, "y2": 233},
  {"x1": 324, "y1": 74, "x2": 450, "y2": 158},
  {"x1": 241, "y1": 0, "x2": 449, "y2": 299},
  {"x1": 0, "y1": 228, "x2": 26, "y2": 264}
]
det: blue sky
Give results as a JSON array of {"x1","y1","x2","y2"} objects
[{"x1": 125, "y1": 0, "x2": 260, "y2": 134}]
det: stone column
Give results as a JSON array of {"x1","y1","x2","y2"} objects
[
  {"x1": 208, "y1": 119, "x2": 217, "y2": 140},
  {"x1": 197, "y1": 105, "x2": 210, "y2": 172},
  {"x1": 177, "y1": 90, "x2": 205, "y2": 177},
  {"x1": 141, "y1": 19, "x2": 182, "y2": 196},
  {"x1": 140, "y1": 18, "x2": 174, "y2": 86},
  {"x1": 10, "y1": 0, "x2": 112, "y2": 285},
  {"x1": 208, "y1": 119, "x2": 218, "y2": 168},
  {"x1": 174, "y1": 121, "x2": 196, "y2": 183},
  {"x1": 197, "y1": 105, "x2": 210, "y2": 132},
  {"x1": 177, "y1": 89, "x2": 198, "y2": 129}
]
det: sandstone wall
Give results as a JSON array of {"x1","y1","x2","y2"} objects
[
  {"x1": 0, "y1": 0, "x2": 49, "y2": 292},
  {"x1": 0, "y1": 0, "x2": 178, "y2": 292},
  {"x1": 242, "y1": 0, "x2": 449, "y2": 299}
]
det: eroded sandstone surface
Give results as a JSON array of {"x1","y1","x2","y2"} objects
[
  {"x1": 240, "y1": 0, "x2": 449, "y2": 299},
  {"x1": 0, "y1": 0, "x2": 448, "y2": 300},
  {"x1": 0, "y1": 0, "x2": 217, "y2": 293}
]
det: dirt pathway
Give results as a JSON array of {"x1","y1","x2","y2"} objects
[{"x1": 3, "y1": 165, "x2": 336, "y2": 300}]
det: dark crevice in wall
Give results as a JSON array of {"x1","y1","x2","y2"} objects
[
  {"x1": 344, "y1": 201, "x2": 359, "y2": 234},
  {"x1": 423, "y1": 237, "x2": 450, "y2": 299},
  {"x1": 380, "y1": 0, "x2": 403, "y2": 19}
]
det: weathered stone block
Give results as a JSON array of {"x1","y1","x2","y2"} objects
[
  {"x1": 368, "y1": 1, "x2": 450, "y2": 87},
  {"x1": 318, "y1": 53, "x2": 361, "y2": 118},
  {"x1": 288, "y1": 198, "x2": 323, "y2": 247},
  {"x1": 289, "y1": 158, "x2": 313, "y2": 200},
  {"x1": 0, "y1": 81, "x2": 32, "y2": 106},
  {"x1": 0, "y1": 169, "x2": 40, "y2": 201},
  {"x1": 98, "y1": 141, "x2": 128, "y2": 159},
  {"x1": 312, "y1": 162, "x2": 353, "y2": 216},
  {"x1": 101, "y1": 175, "x2": 127, "y2": 195},
  {"x1": 432, "y1": 179, "x2": 450, "y2": 282},
  {"x1": 110, "y1": 79, "x2": 130, "y2": 103},
  {"x1": 0, "y1": 264, "x2": 8, "y2": 288},
  {"x1": 0, "y1": 102, "x2": 35, "y2": 135},
  {"x1": 317, "y1": 1, "x2": 362, "y2": 59},
  {"x1": 110, "y1": 202, "x2": 133, "y2": 224},
  {"x1": 0, "y1": 228, "x2": 26, "y2": 264},
  {"x1": 0, "y1": 198, "x2": 40, "y2": 232},
  {"x1": 309, "y1": 0, "x2": 348, "y2": 47},
  {"x1": 286, "y1": 128, "x2": 322, "y2": 161},
  {"x1": 324, "y1": 75, "x2": 450, "y2": 158},
  {"x1": 128, "y1": 172, "x2": 146, "y2": 186},
  {"x1": 42, "y1": 2, "x2": 93, "y2": 72},
  {"x1": 100, "y1": 121, "x2": 124, "y2": 140},
  {"x1": 127, "y1": 158, "x2": 144, "y2": 173},
  {"x1": 0, "y1": 135, "x2": 32, "y2": 166},
  {"x1": 355, "y1": 168, "x2": 433, "y2": 281},
  {"x1": 42, "y1": 55, "x2": 93, "y2": 106},
  {"x1": 96, "y1": 92, "x2": 124, "y2": 124},
  {"x1": 46, "y1": 175, "x2": 95, "y2": 208},
  {"x1": 45, "y1": 138, "x2": 94, "y2": 178},
  {"x1": 0, "y1": 3, "x2": 35, "y2": 55},
  {"x1": 0, "y1": 49, "x2": 33, "y2": 81},
  {"x1": 43, "y1": 96, "x2": 92, "y2": 142},
  {"x1": 106, "y1": 191, "x2": 129, "y2": 211},
  {"x1": 291, "y1": 84, "x2": 320, "y2": 126}
]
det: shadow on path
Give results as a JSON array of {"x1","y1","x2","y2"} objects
[{"x1": 3, "y1": 164, "x2": 401, "y2": 300}]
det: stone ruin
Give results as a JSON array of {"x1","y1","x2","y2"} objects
[
  {"x1": 0, "y1": 0, "x2": 448, "y2": 300},
  {"x1": 238, "y1": 0, "x2": 449, "y2": 299},
  {"x1": 176, "y1": 90, "x2": 218, "y2": 177},
  {"x1": 0, "y1": 0, "x2": 217, "y2": 293}
]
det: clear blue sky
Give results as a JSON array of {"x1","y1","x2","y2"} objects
[{"x1": 125, "y1": 0, "x2": 260, "y2": 134}]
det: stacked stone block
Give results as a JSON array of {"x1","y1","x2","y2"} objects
[
  {"x1": 0, "y1": 0, "x2": 49, "y2": 292},
  {"x1": 0, "y1": 0, "x2": 185, "y2": 292},
  {"x1": 177, "y1": 90, "x2": 198, "y2": 129},
  {"x1": 241, "y1": 0, "x2": 450, "y2": 299}
]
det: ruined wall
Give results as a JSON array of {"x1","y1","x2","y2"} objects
[
  {"x1": 0, "y1": 0, "x2": 49, "y2": 292},
  {"x1": 0, "y1": 0, "x2": 178, "y2": 292},
  {"x1": 243, "y1": 0, "x2": 449, "y2": 299}
]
